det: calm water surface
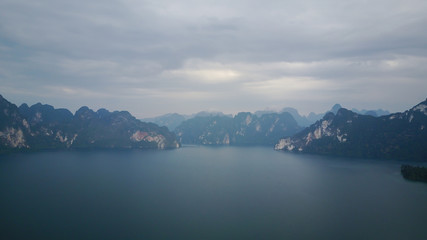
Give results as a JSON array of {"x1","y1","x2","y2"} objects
[{"x1": 1, "y1": 146, "x2": 426, "y2": 239}]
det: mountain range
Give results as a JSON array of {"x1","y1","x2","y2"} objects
[
  {"x1": 0, "y1": 95, "x2": 179, "y2": 153},
  {"x1": 143, "y1": 105, "x2": 389, "y2": 130},
  {"x1": 275, "y1": 99, "x2": 427, "y2": 161},
  {"x1": 2, "y1": 93, "x2": 424, "y2": 161},
  {"x1": 279, "y1": 104, "x2": 389, "y2": 127},
  {"x1": 141, "y1": 111, "x2": 232, "y2": 131},
  {"x1": 175, "y1": 112, "x2": 301, "y2": 145}
]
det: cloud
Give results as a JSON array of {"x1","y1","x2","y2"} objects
[
  {"x1": 162, "y1": 59, "x2": 242, "y2": 84},
  {"x1": 167, "y1": 69, "x2": 241, "y2": 84},
  {"x1": 243, "y1": 77, "x2": 335, "y2": 97},
  {"x1": 0, "y1": 0, "x2": 427, "y2": 117}
]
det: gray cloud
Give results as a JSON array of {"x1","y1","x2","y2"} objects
[{"x1": 1, "y1": 0, "x2": 426, "y2": 117}]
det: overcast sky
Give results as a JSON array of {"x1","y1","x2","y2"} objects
[{"x1": 1, "y1": 0, "x2": 426, "y2": 118}]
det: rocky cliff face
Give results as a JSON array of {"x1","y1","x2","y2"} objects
[
  {"x1": 275, "y1": 99, "x2": 427, "y2": 161},
  {"x1": 0, "y1": 95, "x2": 179, "y2": 152},
  {"x1": 175, "y1": 112, "x2": 301, "y2": 145},
  {"x1": 0, "y1": 95, "x2": 30, "y2": 151}
]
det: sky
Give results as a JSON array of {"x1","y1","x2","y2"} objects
[{"x1": 1, "y1": 0, "x2": 427, "y2": 118}]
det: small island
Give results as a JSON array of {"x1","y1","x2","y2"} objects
[{"x1": 401, "y1": 165, "x2": 427, "y2": 183}]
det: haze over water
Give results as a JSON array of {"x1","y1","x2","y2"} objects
[{"x1": 1, "y1": 146, "x2": 427, "y2": 239}]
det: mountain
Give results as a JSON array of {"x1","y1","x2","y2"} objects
[
  {"x1": 144, "y1": 105, "x2": 390, "y2": 131},
  {"x1": 19, "y1": 103, "x2": 74, "y2": 125},
  {"x1": 329, "y1": 104, "x2": 343, "y2": 114},
  {"x1": 279, "y1": 104, "x2": 343, "y2": 127},
  {"x1": 175, "y1": 112, "x2": 302, "y2": 145},
  {"x1": 281, "y1": 107, "x2": 313, "y2": 127},
  {"x1": 254, "y1": 110, "x2": 276, "y2": 117},
  {"x1": 0, "y1": 95, "x2": 179, "y2": 153},
  {"x1": 306, "y1": 111, "x2": 324, "y2": 125},
  {"x1": 275, "y1": 99, "x2": 427, "y2": 161},
  {"x1": 141, "y1": 113, "x2": 187, "y2": 132},
  {"x1": 287, "y1": 104, "x2": 390, "y2": 127},
  {"x1": 0, "y1": 95, "x2": 29, "y2": 150},
  {"x1": 278, "y1": 105, "x2": 336, "y2": 127},
  {"x1": 285, "y1": 104, "x2": 389, "y2": 127},
  {"x1": 141, "y1": 111, "x2": 232, "y2": 131},
  {"x1": 351, "y1": 108, "x2": 390, "y2": 117},
  {"x1": 192, "y1": 111, "x2": 232, "y2": 118}
]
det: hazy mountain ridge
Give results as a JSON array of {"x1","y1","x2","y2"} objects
[
  {"x1": 0, "y1": 95, "x2": 179, "y2": 153},
  {"x1": 281, "y1": 104, "x2": 389, "y2": 127},
  {"x1": 141, "y1": 111, "x2": 232, "y2": 131},
  {"x1": 275, "y1": 99, "x2": 427, "y2": 161},
  {"x1": 175, "y1": 112, "x2": 301, "y2": 145},
  {"x1": 351, "y1": 107, "x2": 390, "y2": 117},
  {"x1": 145, "y1": 105, "x2": 390, "y2": 130}
]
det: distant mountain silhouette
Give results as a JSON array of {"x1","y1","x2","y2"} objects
[
  {"x1": 141, "y1": 111, "x2": 232, "y2": 131},
  {"x1": 143, "y1": 105, "x2": 390, "y2": 130},
  {"x1": 280, "y1": 104, "x2": 389, "y2": 127}
]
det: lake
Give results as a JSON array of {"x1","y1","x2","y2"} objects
[{"x1": 1, "y1": 146, "x2": 427, "y2": 239}]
